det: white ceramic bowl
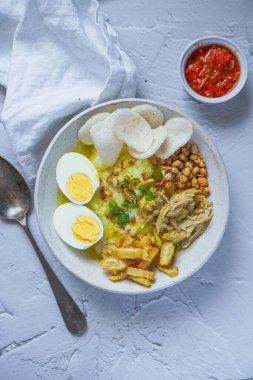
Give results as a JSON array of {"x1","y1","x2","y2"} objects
[
  {"x1": 35, "y1": 99, "x2": 229, "y2": 294},
  {"x1": 179, "y1": 36, "x2": 248, "y2": 104}
]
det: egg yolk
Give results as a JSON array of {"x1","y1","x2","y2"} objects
[
  {"x1": 72, "y1": 215, "x2": 100, "y2": 244},
  {"x1": 66, "y1": 173, "x2": 93, "y2": 201}
]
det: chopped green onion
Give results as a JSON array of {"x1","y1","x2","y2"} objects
[
  {"x1": 128, "y1": 188, "x2": 136, "y2": 196},
  {"x1": 152, "y1": 169, "x2": 163, "y2": 181},
  {"x1": 122, "y1": 199, "x2": 138, "y2": 209},
  {"x1": 108, "y1": 200, "x2": 130, "y2": 225},
  {"x1": 117, "y1": 212, "x2": 129, "y2": 225},
  {"x1": 125, "y1": 176, "x2": 139, "y2": 183},
  {"x1": 118, "y1": 181, "x2": 125, "y2": 189},
  {"x1": 138, "y1": 184, "x2": 158, "y2": 200},
  {"x1": 109, "y1": 200, "x2": 117, "y2": 210}
]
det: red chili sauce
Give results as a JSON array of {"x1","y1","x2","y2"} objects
[{"x1": 185, "y1": 44, "x2": 240, "y2": 98}]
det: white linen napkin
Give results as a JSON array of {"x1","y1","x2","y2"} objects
[{"x1": 0, "y1": 0, "x2": 136, "y2": 181}]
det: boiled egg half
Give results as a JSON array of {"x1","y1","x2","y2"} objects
[
  {"x1": 56, "y1": 152, "x2": 99, "y2": 205},
  {"x1": 53, "y1": 203, "x2": 103, "y2": 249}
]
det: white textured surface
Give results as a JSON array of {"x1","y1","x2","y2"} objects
[{"x1": 0, "y1": 0, "x2": 253, "y2": 378}]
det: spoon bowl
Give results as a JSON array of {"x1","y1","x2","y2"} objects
[{"x1": 0, "y1": 157, "x2": 30, "y2": 220}]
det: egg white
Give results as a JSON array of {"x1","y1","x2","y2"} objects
[
  {"x1": 56, "y1": 152, "x2": 99, "y2": 205},
  {"x1": 53, "y1": 203, "x2": 104, "y2": 249}
]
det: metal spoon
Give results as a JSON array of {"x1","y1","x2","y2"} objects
[{"x1": 0, "y1": 156, "x2": 86, "y2": 335}]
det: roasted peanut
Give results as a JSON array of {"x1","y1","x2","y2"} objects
[
  {"x1": 185, "y1": 161, "x2": 194, "y2": 169},
  {"x1": 179, "y1": 153, "x2": 186, "y2": 161},
  {"x1": 190, "y1": 154, "x2": 198, "y2": 161},
  {"x1": 197, "y1": 177, "x2": 208, "y2": 187},
  {"x1": 186, "y1": 180, "x2": 191, "y2": 188},
  {"x1": 181, "y1": 147, "x2": 190, "y2": 156},
  {"x1": 176, "y1": 182, "x2": 185, "y2": 190},
  {"x1": 191, "y1": 144, "x2": 199, "y2": 154},
  {"x1": 172, "y1": 160, "x2": 183, "y2": 169},
  {"x1": 191, "y1": 177, "x2": 198, "y2": 187},
  {"x1": 203, "y1": 187, "x2": 210, "y2": 195},
  {"x1": 182, "y1": 167, "x2": 191, "y2": 177},
  {"x1": 192, "y1": 167, "x2": 200, "y2": 175},
  {"x1": 165, "y1": 181, "x2": 173, "y2": 189},
  {"x1": 199, "y1": 168, "x2": 207, "y2": 175},
  {"x1": 179, "y1": 175, "x2": 188, "y2": 183}
]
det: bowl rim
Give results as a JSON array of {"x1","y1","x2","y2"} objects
[
  {"x1": 179, "y1": 35, "x2": 248, "y2": 104},
  {"x1": 34, "y1": 98, "x2": 230, "y2": 295}
]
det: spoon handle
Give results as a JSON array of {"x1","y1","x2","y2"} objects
[{"x1": 20, "y1": 218, "x2": 86, "y2": 335}]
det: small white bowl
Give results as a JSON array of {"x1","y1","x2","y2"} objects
[
  {"x1": 179, "y1": 36, "x2": 248, "y2": 104},
  {"x1": 35, "y1": 99, "x2": 229, "y2": 295}
]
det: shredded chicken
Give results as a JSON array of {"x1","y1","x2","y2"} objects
[{"x1": 156, "y1": 189, "x2": 213, "y2": 249}]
